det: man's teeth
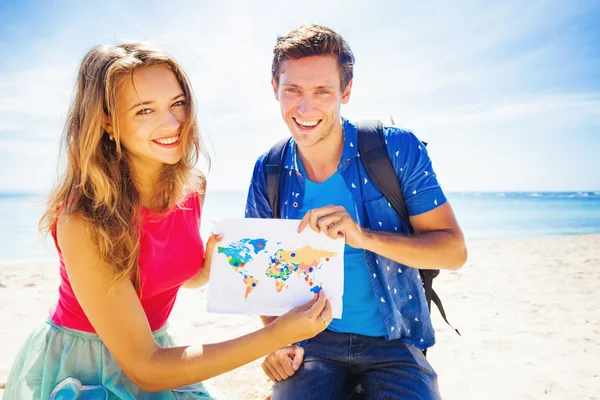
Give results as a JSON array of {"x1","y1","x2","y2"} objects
[
  {"x1": 296, "y1": 119, "x2": 318, "y2": 127},
  {"x1": 154, "y1": 135, "x2": 180, "y2": 145}
]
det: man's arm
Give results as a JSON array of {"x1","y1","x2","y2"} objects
[
  {"x1": 245, "y1": 154, "x2": 274, "y2": 219},
  {"x1": 362, "y1": 202, "x2": 467, "y2": 270},
  {"x1": 299, "y1": 202, "x2": 467, "y2": 271},
  {"x1": 374, "y1": 126, "x2": 467, "y2": 270}
]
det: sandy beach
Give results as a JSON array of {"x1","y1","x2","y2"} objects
[{"x1": 1, "y1": 234, "x2": 599, "y2": 399}]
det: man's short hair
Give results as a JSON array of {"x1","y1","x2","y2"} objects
[{"x1": 272, "y1": 24, "x2": 355, "y2": 90}]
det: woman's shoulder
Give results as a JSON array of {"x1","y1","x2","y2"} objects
[
  {"x1": 55, "y1": 210, "x2": 91, "y2": 247},
  {"x1": 169, "y1": 171, "x2": 205, "y2": 218},
  {"x1": 54, "y1": 210, "x2": 107, "y2": 270},
  {"x1": 186, "y1": 169, "x2": 207, "y2": 208},
  {"x1": 56, "y1": 208, "x2": 87, "y2": 234}
]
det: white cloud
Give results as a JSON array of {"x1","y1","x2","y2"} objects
[{"x1": 0, "y1": 0, "x2": 598, "y2": 192}]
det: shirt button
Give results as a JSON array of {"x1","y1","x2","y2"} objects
[{"x1": 293, "y1": 202, "x2": 299, "y2": 208}]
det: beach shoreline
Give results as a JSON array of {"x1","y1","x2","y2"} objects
[{"x1": 1, "y1": 234, "x2": 599, "y2": 399}]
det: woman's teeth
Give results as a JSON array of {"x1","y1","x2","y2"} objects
[{"x1": 153, "y1": 135, "x2": 179, "y2": 144}]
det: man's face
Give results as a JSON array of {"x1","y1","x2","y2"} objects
[{"x1": 272, "y1": 55, "x2": 352, "y2": 150}]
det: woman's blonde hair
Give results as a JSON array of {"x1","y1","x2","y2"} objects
[{"x1": 41, "y1": 41, "x2": 208, "y2": 290}]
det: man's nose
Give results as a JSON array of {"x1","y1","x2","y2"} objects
[{"x1": 298, "y1": 95, "x2": 315, "y2": 115}]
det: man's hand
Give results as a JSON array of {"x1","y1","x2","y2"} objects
[
  {"x1": 262, "y1": 345, "x2": 305, "y2": 382},
  {"x1": 298, "y1": 205, "x2": 367, "y2": 249}
]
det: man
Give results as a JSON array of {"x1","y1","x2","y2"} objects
[{"x1": 245, "y1": 24, "x2": 467, "y2": 400}]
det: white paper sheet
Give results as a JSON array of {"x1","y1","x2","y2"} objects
[{"x1": 207, "y1": 218, "x2": 345, "y2": 318}]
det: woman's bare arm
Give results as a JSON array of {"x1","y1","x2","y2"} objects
[{"x1": 58, "y1": 212, "x2": 330, "y2": 392}]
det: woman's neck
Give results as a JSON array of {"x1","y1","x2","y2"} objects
[{"x1": 131, "y1": 161, "x2": 163, "y2": 210}]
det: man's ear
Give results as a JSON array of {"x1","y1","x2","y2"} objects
[
  {"x1": 341, "y1": 80, "x2": 353, "y2": 105},
  {"x1": 271, "y1": 77, "x2": 280, "y2": 101}
]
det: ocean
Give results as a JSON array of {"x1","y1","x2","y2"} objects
[{"x1": 1, "y1": 191, "x2": 600, "y2": 261}]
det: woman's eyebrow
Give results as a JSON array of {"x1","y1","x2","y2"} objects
[{"x1": 127, "y1": 93, "x2": 185, "y2": 111}]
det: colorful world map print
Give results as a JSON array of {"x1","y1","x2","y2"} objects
[{"x1": 217, "y1": 238, "x2": 336, "y2": 299}]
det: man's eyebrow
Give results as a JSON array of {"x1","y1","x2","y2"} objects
[
  {"x1": 128, "y1": 93, "x2": 185, "y2": 112},
  {"x1": 281, "y1": 84, "x2": 335, "y2": 89}
]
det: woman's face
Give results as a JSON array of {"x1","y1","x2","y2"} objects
[{"x1": 110, "y1": 64, "x2": 187, "y2": 176}]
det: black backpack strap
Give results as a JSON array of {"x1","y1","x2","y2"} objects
[
  {"x1": 356, "y1": 120, "x2": 411, "y2": 229},
  {"x1": 432, "y1": 289, "x2": 460, "y2": 335},
  {"x1": 356, "y1": 119, "x2": 460, "y2": 337},
  {"x1": 265, "y1": 137, "x2": 291, "y2": 219}
]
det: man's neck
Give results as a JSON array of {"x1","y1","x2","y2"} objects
[{"x1": 297, "y1": 121, "x2": 344, "y2": 183}]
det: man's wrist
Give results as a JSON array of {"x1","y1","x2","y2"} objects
[{"x1": 361, "y1": 229, "x2": 375, "y2": 251}]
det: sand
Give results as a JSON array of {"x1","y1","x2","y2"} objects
[{"x1": 1, "y1": 234, "x2": 599, "y2": 399}]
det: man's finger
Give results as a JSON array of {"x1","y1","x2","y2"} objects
[
  {"x1": 317, "y1": 213, "x2": 343, "y2": 227},
  {"x1": 291, "y1": 346, "x2": 305, "y2": 370},
  {"x1": 298, "y1": 206, "x2": 340, "y2": 233},
  {"x1": 262, "y1": 362, "x2": 276, "y2": 382},
  {"x1": 317, "y1": 214, "x2": 343, "y2": 238},
  {"x1": 326, "y1": 220, "x2": 349, "y2": 240},
  {"x1": 309, "y1": 208, "x2": 325, "y2": 233},
  {"x1": 298, "y1": 210, "x2": 312, "y2": 233},
  {"x1": 310, "y1": 206, "x2": 347, "y2": 233},
  {"x1": 271, "y1": 360, "x2": 289, "y2": 381},
  {"x1": 267, "y1": 362, "x2": 284, "y2": 382},
  {"x1": 281, "y1": 356, "x2": 296, "y2": 376}
]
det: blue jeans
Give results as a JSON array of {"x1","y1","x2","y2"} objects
[{"x1": 272, "y1": 330, "x2": 441, "y2": 400}]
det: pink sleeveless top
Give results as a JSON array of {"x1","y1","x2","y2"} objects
[{"x1": 49, "y1": 193, "x2": 205, "y2": 332}]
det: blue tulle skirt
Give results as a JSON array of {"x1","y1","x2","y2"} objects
[{"x1": 4, "y1": 319, "x2": 225, "y2": 399}]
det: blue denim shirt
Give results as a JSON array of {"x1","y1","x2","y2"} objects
[{"x1": 245, "y1": 118, "x2": 447, "y2": 349}]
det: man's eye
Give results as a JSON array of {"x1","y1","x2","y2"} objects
[
  {"x1": 136, "y1": 108, "x2": 152, "y2": 115},
  {"x1": 285, "y1": 88, "x2": 298, "y2": 93},
  {"x1": 317, "y1": 90, "x2": 329, "y2": 95}
]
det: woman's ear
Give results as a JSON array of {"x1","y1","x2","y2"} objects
[{"x1": 104, "y1": 113, "x2": 114, "y2": 141}]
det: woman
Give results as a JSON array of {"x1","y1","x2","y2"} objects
[{"x1": 4, "y1": 42, "x2": 331, "y2": 399}]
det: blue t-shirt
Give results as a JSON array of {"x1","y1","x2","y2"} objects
[
  {"x1": 291, "y1": 159, "x2": 387, "y2": 337},
  {"x1": 246, "y1": 118, "x2": 447, "y2": 349}
]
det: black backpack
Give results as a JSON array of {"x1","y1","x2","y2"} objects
[{"x1": 264, "y1": 119, "x2": 459, "y2": 340}]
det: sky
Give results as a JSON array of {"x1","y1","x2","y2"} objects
[{"x1": 0, "y1": 0, "x2": 599, "y2": 193}]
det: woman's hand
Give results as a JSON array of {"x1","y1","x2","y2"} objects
[
  {"x1": 271, "y1": 290, "x2": 332, "y2": 345},
  {"x1": 202, "y1": 233, "x2": 223, "y2": 276},
  {"x1": 182, "y1": 233, "x2": 222, "y2": 288}
]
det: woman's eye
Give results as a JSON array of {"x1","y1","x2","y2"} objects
[
  {"x1": 172, "y1": 100, "x2": 187, "y2": 107},
  {"x1": 136, "y1": 108, "x2": 152, "y2": 115}
]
